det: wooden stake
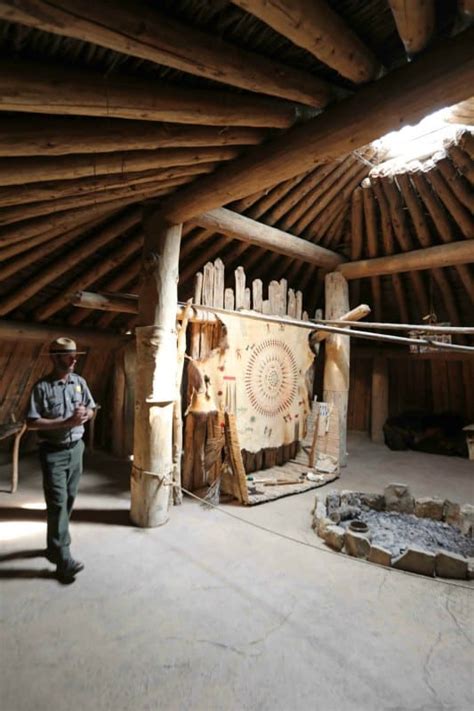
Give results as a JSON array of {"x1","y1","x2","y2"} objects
[{"x1": 323, "y1": 272, "x2": 350, "y2": 466}]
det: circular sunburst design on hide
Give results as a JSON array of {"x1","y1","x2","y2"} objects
[{"x1": 244, "y1": 338, "x2": 298, "y2": 417}]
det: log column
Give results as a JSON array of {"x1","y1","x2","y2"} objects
[
  {"x1": 371, "y1": 355, "x2": 389, "y2": 444},
  {"x1": 323, "y1": 272, "x2": 350, "y2": 467},
  {"x1": 130, "y1": 213, "x2": 182, "y2": 527}
]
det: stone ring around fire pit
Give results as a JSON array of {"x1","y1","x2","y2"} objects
[{"x1": 311, "y1": 483, "x2": 474, "y2": 580}]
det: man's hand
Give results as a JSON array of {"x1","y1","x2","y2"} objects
[{"x1": 67, "y1": 406, "x2": 89, "y2": 427}]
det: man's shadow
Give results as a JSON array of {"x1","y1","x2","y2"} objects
[{"x1": 0, "y1": 549, "x2": 56, "y2": 581}]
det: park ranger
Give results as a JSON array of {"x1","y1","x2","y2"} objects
[{"x1": 27, "y1": 337, "x2": 95, "y2": 581}]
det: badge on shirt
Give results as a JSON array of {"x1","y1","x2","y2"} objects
[{"x1": 75, "y1": 385, "x2": 82, "y2": 393}]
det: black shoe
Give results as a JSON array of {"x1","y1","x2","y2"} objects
[{"x1": 56, "y1": 558, "x2": 85, "y2": 580}]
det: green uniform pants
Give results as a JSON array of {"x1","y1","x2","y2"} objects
[{"x1": 39, "y1": 439, "x2": 84, "y2": 563}]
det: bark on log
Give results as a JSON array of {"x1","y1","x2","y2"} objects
[
  {"x1": 159, "y1": 29, "x2": 474, "y2": 223},
  {"x1": 0, "y1": 61, "x2": 300, "y2": 129},
  {"x1": 0, "y1": 116, "x2": 267, "y2": 157},
  {"x1": 0, "y1": 0, "x2": 331, "y2": 107},
  {"x1": 130, "y1": 217, "x2": 182, "y2": 528},
  {"x1": 323, "y1": 272, "x2": 350, "y2": 466},
  {"x1": 388, "y1": 0, "x2": 436, "y2": 55},
  {"x1": 338, "y1": 240, "x2": 474, "y2": 279},
  {"x1": 232, "y1": 0, "x2": 381, "y2": 83},
  {"x1": 192, "y1": 208, "x2": 345, "y2": 268}
]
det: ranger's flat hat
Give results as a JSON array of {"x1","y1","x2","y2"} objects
[{"x1": 48, "y1": 337, "x2": 86, "y2": 355}]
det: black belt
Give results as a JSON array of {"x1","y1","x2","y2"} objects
[{"x1": 39, "y1": 439, "x2": 81, "y2": 451}]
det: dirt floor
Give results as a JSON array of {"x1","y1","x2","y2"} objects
[{"x1": 0, "y1": 433, "x2": 473, "y2": 711}]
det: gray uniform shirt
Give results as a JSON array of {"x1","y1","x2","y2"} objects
[{"x1": 27, "y1": 373, "x2": 96, "y2": 445}]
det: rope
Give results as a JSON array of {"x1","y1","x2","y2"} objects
[{"x1": 132, "y1": 464, "x2": 473, "y2": 591}]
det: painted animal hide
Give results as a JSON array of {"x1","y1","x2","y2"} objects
[{"x1": 196, "y1": 312, "x2": 314, "y2": 453}]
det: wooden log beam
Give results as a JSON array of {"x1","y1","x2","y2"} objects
[
  {"x1": 447, "y1": 144, "x2": 474, "y2": 185},
  {"x1": 131, "y1": 216, "x2": 182, "y2": 528},
  {"x1": 35, "y1": 233, "x2": 144, "y2": 322},
  {"x1": 159, "y1": 28, "x2": 474, "y2": 223},
  {"x1": 0, "y1": 210, "x2": 141, "y2": 316},
  {"x1": 0, "y1": 0, "x2": 331, "y2": 108},
  {"x1": 388, "y1": 0, "x2": 436, "y2": 56},
  {"x1": 0, "y1": 147, "x2": 239, "y2": 188},
  {"x1": 0, "y1": 116, "x2": 267, "y2": 157},
  {"x1": 0, "y1": 318, "x2": 125, "y2": 346},
  {"x1": 0, "y1": 61, "x2": 301, "y2": 129},
  {"x1": 435, "y1": 155, "x2": 474, "y2": 212},
  {"x1": 350, "y1": 187, "x2": 363, "y2": 308},
  {"x1": 0, "y1": 163, "x2": 219, "y2": 208},
  {"x1": 192, "y1": 208, "x2": 345, "y2": 268},
  {"x1": 361, "y1": 183, "x2": 382, "y2": 322},
  {"x1": 323, "y1": 272, "x2": 350, "y2": 466},
  {"x1": 311, "y1": 304, "x2": 370, "y2": 343},
  {"x1": 70, "y1": 291, "x2": 138, "y2": 314},
  {"x1": 380, "y1": 175, "x2": 430, "y2": 318},
  {"x1": 0, "y1": 179, "x2": 184, "y2": 227},
  {"x1": 396, "y1": 171, "x2": 464, "y2": 331},
  {"x1": 69, "y1": 258, "x2": 141, "y2": 327},
  {"x1": 425, "y1": 166, "x2": 474, "y2": 239},
  {"x1": 231, "y1": 0, "x2": 381, "y2": 83},
  {"x1": 338, "y1": 240, "x2": 474, "y2": 279}
]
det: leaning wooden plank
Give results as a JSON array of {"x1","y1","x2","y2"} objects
[{"x1": 224, "y1": 412, "x2": 249, "y2": 505}]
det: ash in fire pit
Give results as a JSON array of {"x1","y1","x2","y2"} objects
[{"x1": 312, "y1": 483, "x2": 474, "y2": 579}]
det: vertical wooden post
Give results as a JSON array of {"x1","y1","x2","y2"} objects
[
  {"x1": 130, "y1": 213, "x2": 182, "y2": 528},
  {"x1": 371, "y1": 355, "x2": 389, "y2": 444},
  {"x1": 323, "y1": 272, "x2": 350, "y2": 466}
]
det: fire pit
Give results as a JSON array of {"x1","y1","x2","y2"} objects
[{"x1": 312, "y1": 483, "x2": 474, "y2": 579}]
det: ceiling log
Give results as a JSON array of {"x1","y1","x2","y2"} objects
[
  {"x1": 361, "y1": 183, "x2": 383, "y2": 321},
  {"x1": 0, "y1": 318, "x2": 125, "y2": 345},
  {"x1": 0, "y1": 116, "x2": 267, "y2": 157},
  {"x1": 35, "y1": 235, "x2": 144, "y2": 322},
  {"x1": 231, "y1": 0, "x2": 381, "y2": 83},
  {"x1": 0, "y1": 61, "x2": 300, "y2": 129},
  {"x1": 0, "y1": 0, "x2": 331, "y2": 107},
  {"x1": 0, "y1": 147, "x2": 239, "y2": 188},
  {"x1": 388, "y1": 0, "x2": 436, "y2": 56},
  {"x1": 338, "y1": 240, "x2": 474, "y2": 279},
  {"x1": 0, "y1": 164, "x2": 217, "y2": 209},
  {"x1": 191, "y1": 208, "x2": 345, "y2": 269},
  {"x1": 159, "y1": 29, "x2": 474, "y2": 224},
  {"x1": 0, "y1": 210, "x2": 141, "y2": 316}
]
